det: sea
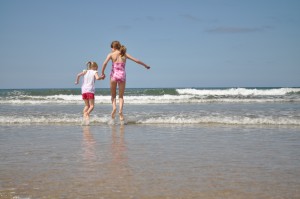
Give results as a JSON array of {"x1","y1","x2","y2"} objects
[
  {"x1": 1, "y1": 87, "x2": 300, "y2": 198},
  {"x1": 0, "y1": 87, "x2": 300, "y2": 126}
]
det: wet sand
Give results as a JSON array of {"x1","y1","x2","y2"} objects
[{"x1": 0, "y1": 124, "x2": 300, "y2": 199}]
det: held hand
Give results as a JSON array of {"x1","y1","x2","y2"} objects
[{"x1": 145, "y1": 65, "x2": 150, "y2": 69}]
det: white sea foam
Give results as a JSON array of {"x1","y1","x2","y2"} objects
[
  {"x1": 0, "y1": 115, "x2": 111, "y2": 125},
  {"x1": 0, "y1": 95, "x2": 299, "y2": 105},
  {"x1": 138, "y1": 116, "x2": 300, "y2": 125},
  {"x1": 176, "y1": 88, "x2": 300, "y2": 96},
  {"x1": 1, "y1": 88, "x2": 299, "y2": 105},
  {"x1": 1, "y1": 115, "x2": 299, "y2": 126}
]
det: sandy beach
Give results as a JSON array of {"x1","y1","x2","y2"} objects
[{"x1": 1, "y1": 124, "x2": 299, "y2": 199}]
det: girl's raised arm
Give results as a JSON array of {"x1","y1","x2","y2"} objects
[
  {"x1": 126, "y1": 53, "x2": 150, "y2": 69},
  {"x1": 75, "y1": 71, "x2": 86, "y2": 84}
]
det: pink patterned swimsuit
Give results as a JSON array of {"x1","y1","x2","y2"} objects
[{"x1": 110, "y1": 62, "x2": 126, "y2": 83}]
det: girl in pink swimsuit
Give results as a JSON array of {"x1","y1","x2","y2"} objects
[
  {"x1": 101, "y1": 41, "x2": 150, "y2": 122},
  {"x1": 110, "y1": 58, "x2": 126, "y2": 83}
]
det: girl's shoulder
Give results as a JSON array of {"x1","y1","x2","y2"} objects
[
  {"x1": 111, "y1": 51, "x2": 120, "y2": 56},
  {"x1": 88, "y1": 69, "x2": 98, "y2": 73},
  {"x1": 109, "y1": 51, "x2": 118, "y2": 57}
]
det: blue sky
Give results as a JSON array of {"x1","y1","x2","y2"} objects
[{"x1": 0, "y1": 0, "x2": 299, "y2": 88}]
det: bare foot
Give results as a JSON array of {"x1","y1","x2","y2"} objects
[
  {"x1": 119, "y1": 112, "x2": 124, "y2": 121},
  {"x1": 85, "y1": 118, "x2": 90, "y2": 126},
  {"x1": 111, "y1": 109, "x2": 117, "y2": 119},
  {"x1": 84, "y1": 113, "x2": 90, "y2": 125}
]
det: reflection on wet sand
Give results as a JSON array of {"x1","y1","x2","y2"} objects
[
  {"x1": 82, "y1": 126, "x2": 96, "y2": 163},
  {"x1": 111, "y1": 125, "x2": 127, "y2": 164},
  {"x1": 106, "y1": 125, "x2": 137, "y2": 196},
  {"x1": 80, "y1": 125, "x2": 137, "y2": 197}
]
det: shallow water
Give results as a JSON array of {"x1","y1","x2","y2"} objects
[
  {"x1": 1, "y1": 87, "x2": 300, "y2": 126},
  {"x1": 1, "y1": 124, "x2": 299, "y2": 198}
]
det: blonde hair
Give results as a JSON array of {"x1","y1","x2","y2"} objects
[
  {"x1": 86, "y1": 61, "x2": 98, "y2": 70},
  {"x1": 111, "y1": 40, "x2": 127, "y2": 57}
]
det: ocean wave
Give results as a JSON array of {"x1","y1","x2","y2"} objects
[
  {"x1": 1, "y1": 115, "x2": 299, "y2": 126},
  {"x1": 0, "y1": 96, "x2": 300, "y2": 105},
  {"x1": 138, "y1": 116, "x2": 300, "y2": 125},
  {"x1": 0, "y1": 115, "x2": 110, "y2": 125},
  {"x1": 176, "y1": 88, "x2": 300, "y2": 96},
  {"x1": 1, "y1": 88, "x2": 299, "y2": 104},
  {"x1": 0, "y1": 95, "x2": 299, "y2": 104}
]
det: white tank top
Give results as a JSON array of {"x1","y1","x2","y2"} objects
[{"x1": 81, "y1": 70, "x2": 97, "y2": 94}]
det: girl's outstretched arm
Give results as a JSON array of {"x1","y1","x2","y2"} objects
[
  {"x1": 126, "y1": 53, "x2": 150, "y2": 69},
  {"x1": 75, "y1": 71, "x2": 86, "y2": 84}
]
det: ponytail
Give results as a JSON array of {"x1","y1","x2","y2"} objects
[
  {"x1": 86, "y1": 62, "x2": 92, "y2": 69},
  {"x1": 120, "y1": 45, "x2": 127, "y2": 57}
]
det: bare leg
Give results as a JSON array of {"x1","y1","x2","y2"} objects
[
  {"x1": 110, "y1": 79, "x2": 117, "y2": 119},
  {"x1": 85, "y1": 99, "x2": 94, "y2": 122},
  {"x1": 83, "y1": 99, "x2": 90, "y2": 125},
  {"x1": 118, "y1": 81, "x2": 126, "y2": 121},
  {"x1": 83, "y1": 99, "x2": 90, "y2": 118}
]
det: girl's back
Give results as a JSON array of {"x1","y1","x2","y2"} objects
[
  {"x1": 82, "y1": 70, "x2": 97, "y2": 93},
  {"x1": 111, "y1": 51, "x2": 126, "y2": 63}
]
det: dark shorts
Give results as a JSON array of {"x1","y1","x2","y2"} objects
[{"x1": 82, "y1": 93, "x2": 95, "y2": 100}]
